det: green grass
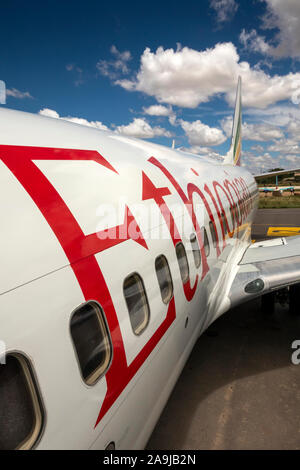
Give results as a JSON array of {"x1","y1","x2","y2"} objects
[{"x1": 259, "y1": 195, "x2": 300, "y2": 209}]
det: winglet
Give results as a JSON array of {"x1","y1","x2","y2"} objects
[{"x1": 223, "y1": 76, "x2": 242, "y2": 166}]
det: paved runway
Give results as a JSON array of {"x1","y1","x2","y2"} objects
[
  {"x1": 147, "y1": 209, "x2": 300, "y2": 450},
  {"x1": 252, "y1": 208, "x2": 300, "y2": 241}
]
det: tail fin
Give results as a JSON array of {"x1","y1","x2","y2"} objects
[{"x1": 223, "y1": 76, "x2": 242, "y2": 166}]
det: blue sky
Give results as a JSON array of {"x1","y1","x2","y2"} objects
[{"x1": 2, "y1": 0, "x2": 300, "y2": 174}]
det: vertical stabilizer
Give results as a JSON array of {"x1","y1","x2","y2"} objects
[{"x1": 223, "y1": 76, "x2": 242, "y2": 166}]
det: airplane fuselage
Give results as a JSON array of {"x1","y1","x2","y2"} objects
[{"x1": 0, "y1": 108, "x2": 258, "y2": 449}]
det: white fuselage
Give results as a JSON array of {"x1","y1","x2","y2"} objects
[{"x1": 0, "y1": 108, "x2": 258, "y2": 449}]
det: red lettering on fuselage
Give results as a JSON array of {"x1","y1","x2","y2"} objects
[
  {"x1": 212, "y1": 181, "x2": 235, "y2": 237},
  {"x1": 149, "y1": 157, "x2": 211, "y2": 277},
  {"x1": 0, "y1": 145, "x2": 253, "y2": 431},
  {"x1": 142, "y1": 171, "x2": 198, "y2": 301}
]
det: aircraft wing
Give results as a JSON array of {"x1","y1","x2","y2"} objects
[
  {"x1": 254, "y1": 168, "x2": 300, "y2": 180},
  {"x1": 259, "y1": 186, "x2": 295, "y2": 191},
  {"x1": 229, "y1": 236, "x2": 300, "y2": 309}
]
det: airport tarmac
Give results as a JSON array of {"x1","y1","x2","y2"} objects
[
  {"x1": 147, "y1": 209, "x2": 300, "y2": 450},
  {"x1": 252, "y1": 208, "x2": 300, "y2": 241}
]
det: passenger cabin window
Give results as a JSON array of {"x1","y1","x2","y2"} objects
[
  {"x1": 230, "y1": 206, "x2": 235, "y2": 227},
  {"x1": 124, "y1": 273, "x2": 150, "y2": 335},
  {"x1": 239, "y1": 200, "x2": 243, "y2": 217},
  {"x1": 175, "y1": 242, "x2": 189, "y2": 283},
  {"x1": 190, "y1": 233, "x2": 201, "y2": 268},
  {"x1": 155, "y1": 255, "x2": 173, "y2": 304},
  {"x1": 221, "y1": 212, "x2": 228, "y2": 235},
  {"x1": 70, "y1": 301, "x2": 112, "y2": 385},
  {"x1": 202, "y1": 227, "x2": 210, "y2": 257},
  {"x1": 209, "y1": 221, "x2": 217, "y2": 248},
  {"x1": 0, "y1": 354, "x2": 44, "y2": 450},
  {"x1": 234, "y1": 203, "x2": 239, "y2": 222}
]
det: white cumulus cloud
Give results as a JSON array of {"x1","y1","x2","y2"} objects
[
  {"x1": 179, "y1": 145, "x2": 223, "y2": 161},
  {"x1": 143, "y1": 104, "x2": 172, "y2": 116},
  {"x1": 268, "y1": 139, "x2": 300, "y2": 155},
  {"x1": 210, "y1": 0, "x2": 238, "y2": 24},
  {"x1": 115, "y1": 43, "x2": 300, "y2": 109},
  {"x1": 243, "y1": 151, "x2": 281, "y2": 174},
  {"x1": 245, "y1": 105, "x2": 300, "y2": 127},
  {"x1": 39, "y1": 109, "x2": 172, "y2": 140},
  {"x1": 39, "y1": 108, "x2": 109, "y2": 130},
  {"x1": 180, "y1": 119, "x2": 227, "y2": 146},
  {"x1": 239, "y1": 29, "x2": 270, "y2": 55},
  {"x1": 286, "y1": 155, "x2": 300, "y2": 164},
  {"x1": 241, "y1": 0, "x2": 300, "y2": 59},
  {"x1": 97, "y1": 45, "x2": 132, "y2": 80},
  {"x1": 115, "y1": 117, "x2": 172, "y2": 139},
  {"x1": 287, "y1": 120, "x2": 300, "y2": 140},
  {"x1": 39, "y1": 108, "x2": 59, "y2": 118},
  {"x1": 222, "y1": 116, "x2": 284, "y2": 142}
]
